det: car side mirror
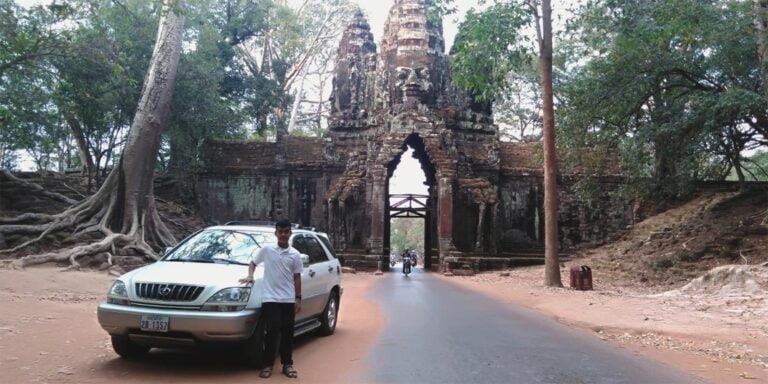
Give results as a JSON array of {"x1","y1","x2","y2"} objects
[
  {"x1": 338, "y1": 255, "x2": 345, "y2": 266},
  {"x1": 300, "y1": 253, "x2": 310, "y2": 267}
]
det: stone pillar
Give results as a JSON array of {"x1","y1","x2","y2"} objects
[
  {"x1": 475, "y1": 202, "x2": 486, "y2": 250},
  {"x1": 327, "y1": 199, "x2": 336, "y2": 248},
  {"x1": 368, "y1": 168, "x2": 386, "y2": 272},
  {"x1": 437, "y1": 172, "x2": 455, "y2": 268},
  {"x1": 339, "y1": 200, "x2": 347, "y2": 250},
  {"x1": 490, "y1": 202, "x2": 499, "y2": 255}
]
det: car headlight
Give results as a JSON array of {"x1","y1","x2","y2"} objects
[
  {"x1": 107, "y1": 280, "x2": 129, "y2": 305},
  {"x1": 201, "y1": 287, "x2": 251, "y2": 312}
]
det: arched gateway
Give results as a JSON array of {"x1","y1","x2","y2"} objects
[
  {"x1": 325, "y1": 2, "x2": 500, "y2": 272},
  {"x1": 196, "y1": 1, "x2": 634, "y2": 272}
]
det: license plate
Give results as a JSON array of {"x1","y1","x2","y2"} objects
[{"x1": 140, "y1": 315, "x2": 169, "y2": 333}]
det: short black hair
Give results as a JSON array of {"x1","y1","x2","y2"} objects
[{"x1": 275, "y1": 219, "x2": 292, "y2": 229}]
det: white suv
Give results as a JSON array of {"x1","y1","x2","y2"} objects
[{"x1": 97, "y1": 222, "x2": 343, "y2": 366}]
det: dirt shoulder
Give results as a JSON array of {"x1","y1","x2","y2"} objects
[
  {"x1": 0, "y1": 267, "x2": 381, "y2": 383},
  {"x1": 438, "y1": 265, "x2": 768, "y2": 384}
]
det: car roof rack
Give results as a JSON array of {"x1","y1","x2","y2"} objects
[
  {"x1": 222, "y1": 220, "x2": 316, "y2": 232},
  {"x1": 223, "y1": 220, "x2": 276, "y2": 226}
]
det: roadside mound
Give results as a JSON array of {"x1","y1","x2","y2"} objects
[
  {"x1": 663, "y1": 263, "x2": 768, "y2": 297},
  {"x1": 577, "y1": 188, "x2": 768, "y2": 290}
]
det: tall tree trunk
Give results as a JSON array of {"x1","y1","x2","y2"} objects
[
  {"x1": 115, "y1": 0, "x2": 184, "y2": 245},
  {"x1": 274, "y1": 104, "x2": 287, "y2": 165},
  {"x1": 0, "y1": 0, "x2": 185, "y2": 267},
  {"x1": 287, "y1": 66, "x2": 309, "y2": 133},
  {"x1": 540, "y1": 0, "x2": 562, "y2": 287},
  {"x1": 61, "y1": 110, "x2": 95, "y2": 178},
  {"x1": 755, "y1": 0, "x2": 768, "y2": 95},
  {"x1": 652, "y1": 136, "x2": 676, "y2": 197}
]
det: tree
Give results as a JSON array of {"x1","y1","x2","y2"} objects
[
  {"x1": 163, "y1": 0, "x2": 267, "y2": 198},
  {"x1": 451, "y1": 0, "x2": 562, "y2": 287},
  {"x1": 495, "y1": 67, "x2": 543, "y2": 142},
  {"x1": 0, "y1": 1, "x2": 73, "y2": 79},
  {"x1": 538, "y1": 0, "x2": 561, "y2": 287},
  {"x1": 755, "y1": 0, "x2": 768, "y2": 96},
  {"x1": 1, "y1": 1, "x2": 75, "y2": 172},
  {"x1": 558, "y1": 0, "x2": 766, "y2": 200},
  {"x1": 0, "y1": 0, "x2": 185, "y2": 268},
  {"x1": 236, "y1": 0, "x2": 353, "y2": 139},
  {"x1": 52, "y1": 0, "x2": 157, "y2": 184}
]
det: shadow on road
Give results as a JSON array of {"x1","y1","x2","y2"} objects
[{"x1": 91, "y1": 332, "x2": 320, "y2": 380}]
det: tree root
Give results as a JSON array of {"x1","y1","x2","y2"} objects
[
  {"x1": 0, "y1": 169, "x2": 174, "y2": 268},
  {"x1": 19, "y1": 233, "x2": 126, "y2": 268},
  {"x1": 1, "y1": 169, "x2": 79, "y2": 205},
  {"x1": 0, "y1": 213, "x2": 55, "y2": 225}
]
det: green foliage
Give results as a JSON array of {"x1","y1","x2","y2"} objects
[
  {"x1": 427, "y1": 0, "x2": 456, "y2": 27},
  {"x1": 0, "y1": 0, "x2": 76, "y2": 170},
  {"x1": 558, "y1": 0, "x2": 767, "y2": 200},
  {"x1": 52, "y1": 0, "x2": 158, "y2": 172},
  {"x1": 450, "y1": 2, "x2": 532, "y2": 102},
  {"x1": 389, "y1": 218, "x2": 425, "y2": 256},
  {"x1": 673, "y1": 250, "x2": 703, "y2": 263},
  {"x1": 650, "y1": 258, "x2": 674, "y2": 270},
  {"x1": 650, "y1": 250, "x2": 703, "y2": 271},
  {"x1": 733, "y1": 151, "x2": 768, "y2": 181},
  {"x1": 493, "y1": 61, "x2": 543, "y2": 142},
  {"x1": 0, "y1": 0, "x2": 75, "y2": 79}
]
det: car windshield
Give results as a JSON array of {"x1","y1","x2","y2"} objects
[{"x1": 163, "y1": 229, "x2": 276, "y2": 265}]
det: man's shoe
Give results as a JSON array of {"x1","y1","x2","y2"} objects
[
  {"x1": 282, "y1": 364, "x2": 298, "y2": 378},
  {"x1": 259, "y1": 367, "x2": 272, "y2": 378}
]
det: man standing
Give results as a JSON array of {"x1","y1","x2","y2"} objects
[{"x1": 240, "y1": 219, "x2": 302, "y2": 379}]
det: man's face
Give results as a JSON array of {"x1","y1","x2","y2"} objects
[{"x1": 275, "y1": 226, "x2": 292, "y2": 246}]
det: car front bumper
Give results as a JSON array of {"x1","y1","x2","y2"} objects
[{"x1": 97, "y1": 302, "x2": 259, "y2": 346}]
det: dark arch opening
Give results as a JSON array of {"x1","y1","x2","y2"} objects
[{"x1": 384, "y1": 134, "x2": 437, "y2": 271}]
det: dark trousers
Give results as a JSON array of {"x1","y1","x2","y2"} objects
[{"x1": 262, "y1": 302, "x2": 296, "y2": 367}]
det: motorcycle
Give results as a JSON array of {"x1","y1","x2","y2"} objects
[{"x1": 402, "y1": 257, "x2": 411, "y2": 276}]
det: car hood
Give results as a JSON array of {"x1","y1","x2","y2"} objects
[{"x1": 123, "y1": 261, "x2": 264, "y2": 287}]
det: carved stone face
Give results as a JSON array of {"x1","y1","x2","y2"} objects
[
  {"x1": 380, "y1": 0, "x2": 446, "y2": 111},
  {"x1": 395, "y1": 66, "x2": 432, "y2": 103}
]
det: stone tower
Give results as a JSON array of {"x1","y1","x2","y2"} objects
[{"x1": 325, "y1": 0, "x2": 503, "y2": 269}]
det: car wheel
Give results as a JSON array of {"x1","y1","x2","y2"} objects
[
  {"x1": 111, "y1": 335, "x2": 150, "y2": 359},
  {"x1": 318, "y1": 291, "x2": 339, "y2": 336},
  {"x1": 242, "y1": 315, "x2": 266, "y2": 368}
]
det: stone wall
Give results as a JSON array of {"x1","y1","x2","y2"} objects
[{"x1": 196, "y1": 139, "x2": 343, "y2": 229}]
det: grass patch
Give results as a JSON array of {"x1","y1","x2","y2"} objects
[
  {"x1": 673, "y1": 250, "x2": 703, "y2": 263},
  {"x1": 651, "y1": 258, "x2": 674, "y2": 270}
]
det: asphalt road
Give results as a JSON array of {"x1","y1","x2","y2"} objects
[{"x1": 364, "y1": 265, "x2": 704, "y2": 384}]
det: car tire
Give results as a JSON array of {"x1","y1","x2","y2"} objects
[
  {"x1": 111, "y1": 335, "x2": 150, "y2": 359},
  {"x1": 242, "y1": 315, "x2": 266, "y2": 368},
  {"x1": 318, "y1": 291, "x2": 339, "y2": 336}
]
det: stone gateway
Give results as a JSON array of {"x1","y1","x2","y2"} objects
[{"x1": 196, "y1": 0, "x2": 633, "y2": 272}]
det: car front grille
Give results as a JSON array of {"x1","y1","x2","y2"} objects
[{"x1": 135, "y1": 282, "x2": 204, "y2": 301}]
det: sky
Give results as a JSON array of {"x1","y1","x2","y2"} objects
[{"x1": 389, "y1": 148, "x2": 429, "y2": 195}]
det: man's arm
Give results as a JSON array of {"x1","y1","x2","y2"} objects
[
  {"x1": 239, "y1": 260, "x2": 257, "y2": 285},
  {"x1": 294, "y1": 273, "x2": 302, "y2": 313},
  {"x1": 240, "y1": 248, "x2": 264, "y2": 284}
]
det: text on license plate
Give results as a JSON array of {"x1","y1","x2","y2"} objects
[{"x1": 140, "y1": 315, "x2": 169, "y2": 332}]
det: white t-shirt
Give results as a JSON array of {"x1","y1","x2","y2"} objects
[{"x1": 252, "y1": 244, "x2": 303, "y2": 303}]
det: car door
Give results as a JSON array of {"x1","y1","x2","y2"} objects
[
  {"x1": 290, "y1": 234, "x2": 326, "y2": 319},
  {"x1": 316, "y1": 233, "x2": 342, "y2": 287}
]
